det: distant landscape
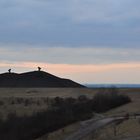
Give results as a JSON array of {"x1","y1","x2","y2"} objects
[
  {"x1": 0, "y1": 87, "x2": 139, "y2": 140},
  {"x1": 85, "y1": 84, "x2": 140, "y2": 88}
]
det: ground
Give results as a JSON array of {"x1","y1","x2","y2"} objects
[
  {"x1": 0, "y1": 88, "x2": 95, "y2": 119},
  {"x1": 35, "y1": 88, "x2": 140, "y2": 140},
  {"x1": 0, "y1": 88, "x2": 140, "y2": 139}
]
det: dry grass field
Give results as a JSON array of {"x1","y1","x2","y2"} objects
[
  {"x1": 0, "y1": 88, "x2": 140, "y2": 139},
  {"x1": 0, "y1": 88, "x2": 96, "y2": 119},
  {"x1": 0, "y1": 88, "x2": 96, "y2": 97},
  {"x1": 95, "y1": 90, "x2": 140, "y2": 140},
  {"x1": 0, "y1": 87, "x2": 139, "y2": 97},
  {"x1": 35, "y1": 88, "x2": 140, "y2": 140}
]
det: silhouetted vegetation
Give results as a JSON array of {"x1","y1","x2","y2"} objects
[
  {"x1": 0, "y1": 88, "x2": 131, "y2": 140},
  {"x1": 0, "y1": 100, "x2": 4, "y2": 106},
  {"x1": 91, "y1": 87, "x2": 131, "y2": 112}
]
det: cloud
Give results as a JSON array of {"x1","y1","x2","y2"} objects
[
  {"x1": 69, "y1": 0, "x2": 140, "y2": 23},
  {"x1": 0, "y1": 61, "x2": 140, "y2": 73},
  {"x1": 0, "y1": 0, "x2": 140, "y2": 46},
  {"x1": 0, "y1": 45, "x2": 139, "y2": 64}
]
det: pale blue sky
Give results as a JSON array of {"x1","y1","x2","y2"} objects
[{"x1": 0, "y1": 0, "x2": 140, "y2": 46}]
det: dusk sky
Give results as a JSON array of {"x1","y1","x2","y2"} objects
[{"x1": 0, "y1": 0, "x2": 140, "y2": 84}]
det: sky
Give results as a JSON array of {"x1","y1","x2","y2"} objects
[{"x1": 0, "y1": 0, "x2": 140, "y2": 84}]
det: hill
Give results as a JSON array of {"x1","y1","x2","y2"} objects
[{"x1": 0, "y1": 71, "x2": 84, "y2": 88}]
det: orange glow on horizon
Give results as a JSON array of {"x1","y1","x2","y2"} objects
[
  {"x1": 0, "y1": 61, "x2": 139, "y2": 74},
  {"x1": 0, "y1": 61, "x2": 140, "y2": 83}
]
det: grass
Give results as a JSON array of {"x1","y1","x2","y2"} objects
[
  {"x1": 0, "y1": 88, "x2": 96, "y2": 119},
  {"x1": 0, "y1": 97, "x2": 50, "y2": 119},
  {"x1": 92, "y1": 119, "x2": 140, "y2": 140},
  {"x1": 0, "y1": 88, "x2": 96, "y2": 97},
  {"x1": 0, "y1": 88, "x2": 139, "y2": 140},
  {"x1": 36, "y1": 123, "x2": 81, "y2": 140},
  {"x1": 35, "y1": 88, "x2": 140, "y2": 140}
]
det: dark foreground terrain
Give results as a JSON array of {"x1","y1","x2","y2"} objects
[{"x1": 0, "y1": 87, "x2": 132, "y2": 140}]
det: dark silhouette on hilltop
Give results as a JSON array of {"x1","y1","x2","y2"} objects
[
  {"x1": 0, "y1": 70, "x2": 84, "y2": 87},
  {"x1": 38, "y1": 67, "x2": 41, "y2": 71},
  {"x1": 8, "y1": 69, "x2": 11, "y2": 73}
]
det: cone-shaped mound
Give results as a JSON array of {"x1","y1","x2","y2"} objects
[{"x1": 0, "y1": 71, "x2": 85, "y2": 87}]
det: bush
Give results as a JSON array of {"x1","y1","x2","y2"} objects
[{"x1": 92, "y1": 87, "x2": 131, "y2": 112}]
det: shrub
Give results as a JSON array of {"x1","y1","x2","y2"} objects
[{"x1": 92, "y1": 87, "x2": 131, "y2": 112}]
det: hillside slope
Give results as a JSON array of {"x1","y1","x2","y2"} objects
[{"x1": 0, "y1": 71, "x2": 84, "y2": 88}]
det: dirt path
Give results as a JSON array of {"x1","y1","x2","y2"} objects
[{"x1": 64, "y1": 117, "x2": 125, "y2": 140}]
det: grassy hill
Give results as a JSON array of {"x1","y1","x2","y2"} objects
[{"x1": 0, "y1": 71, "x2": 84, "y2": 88}]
